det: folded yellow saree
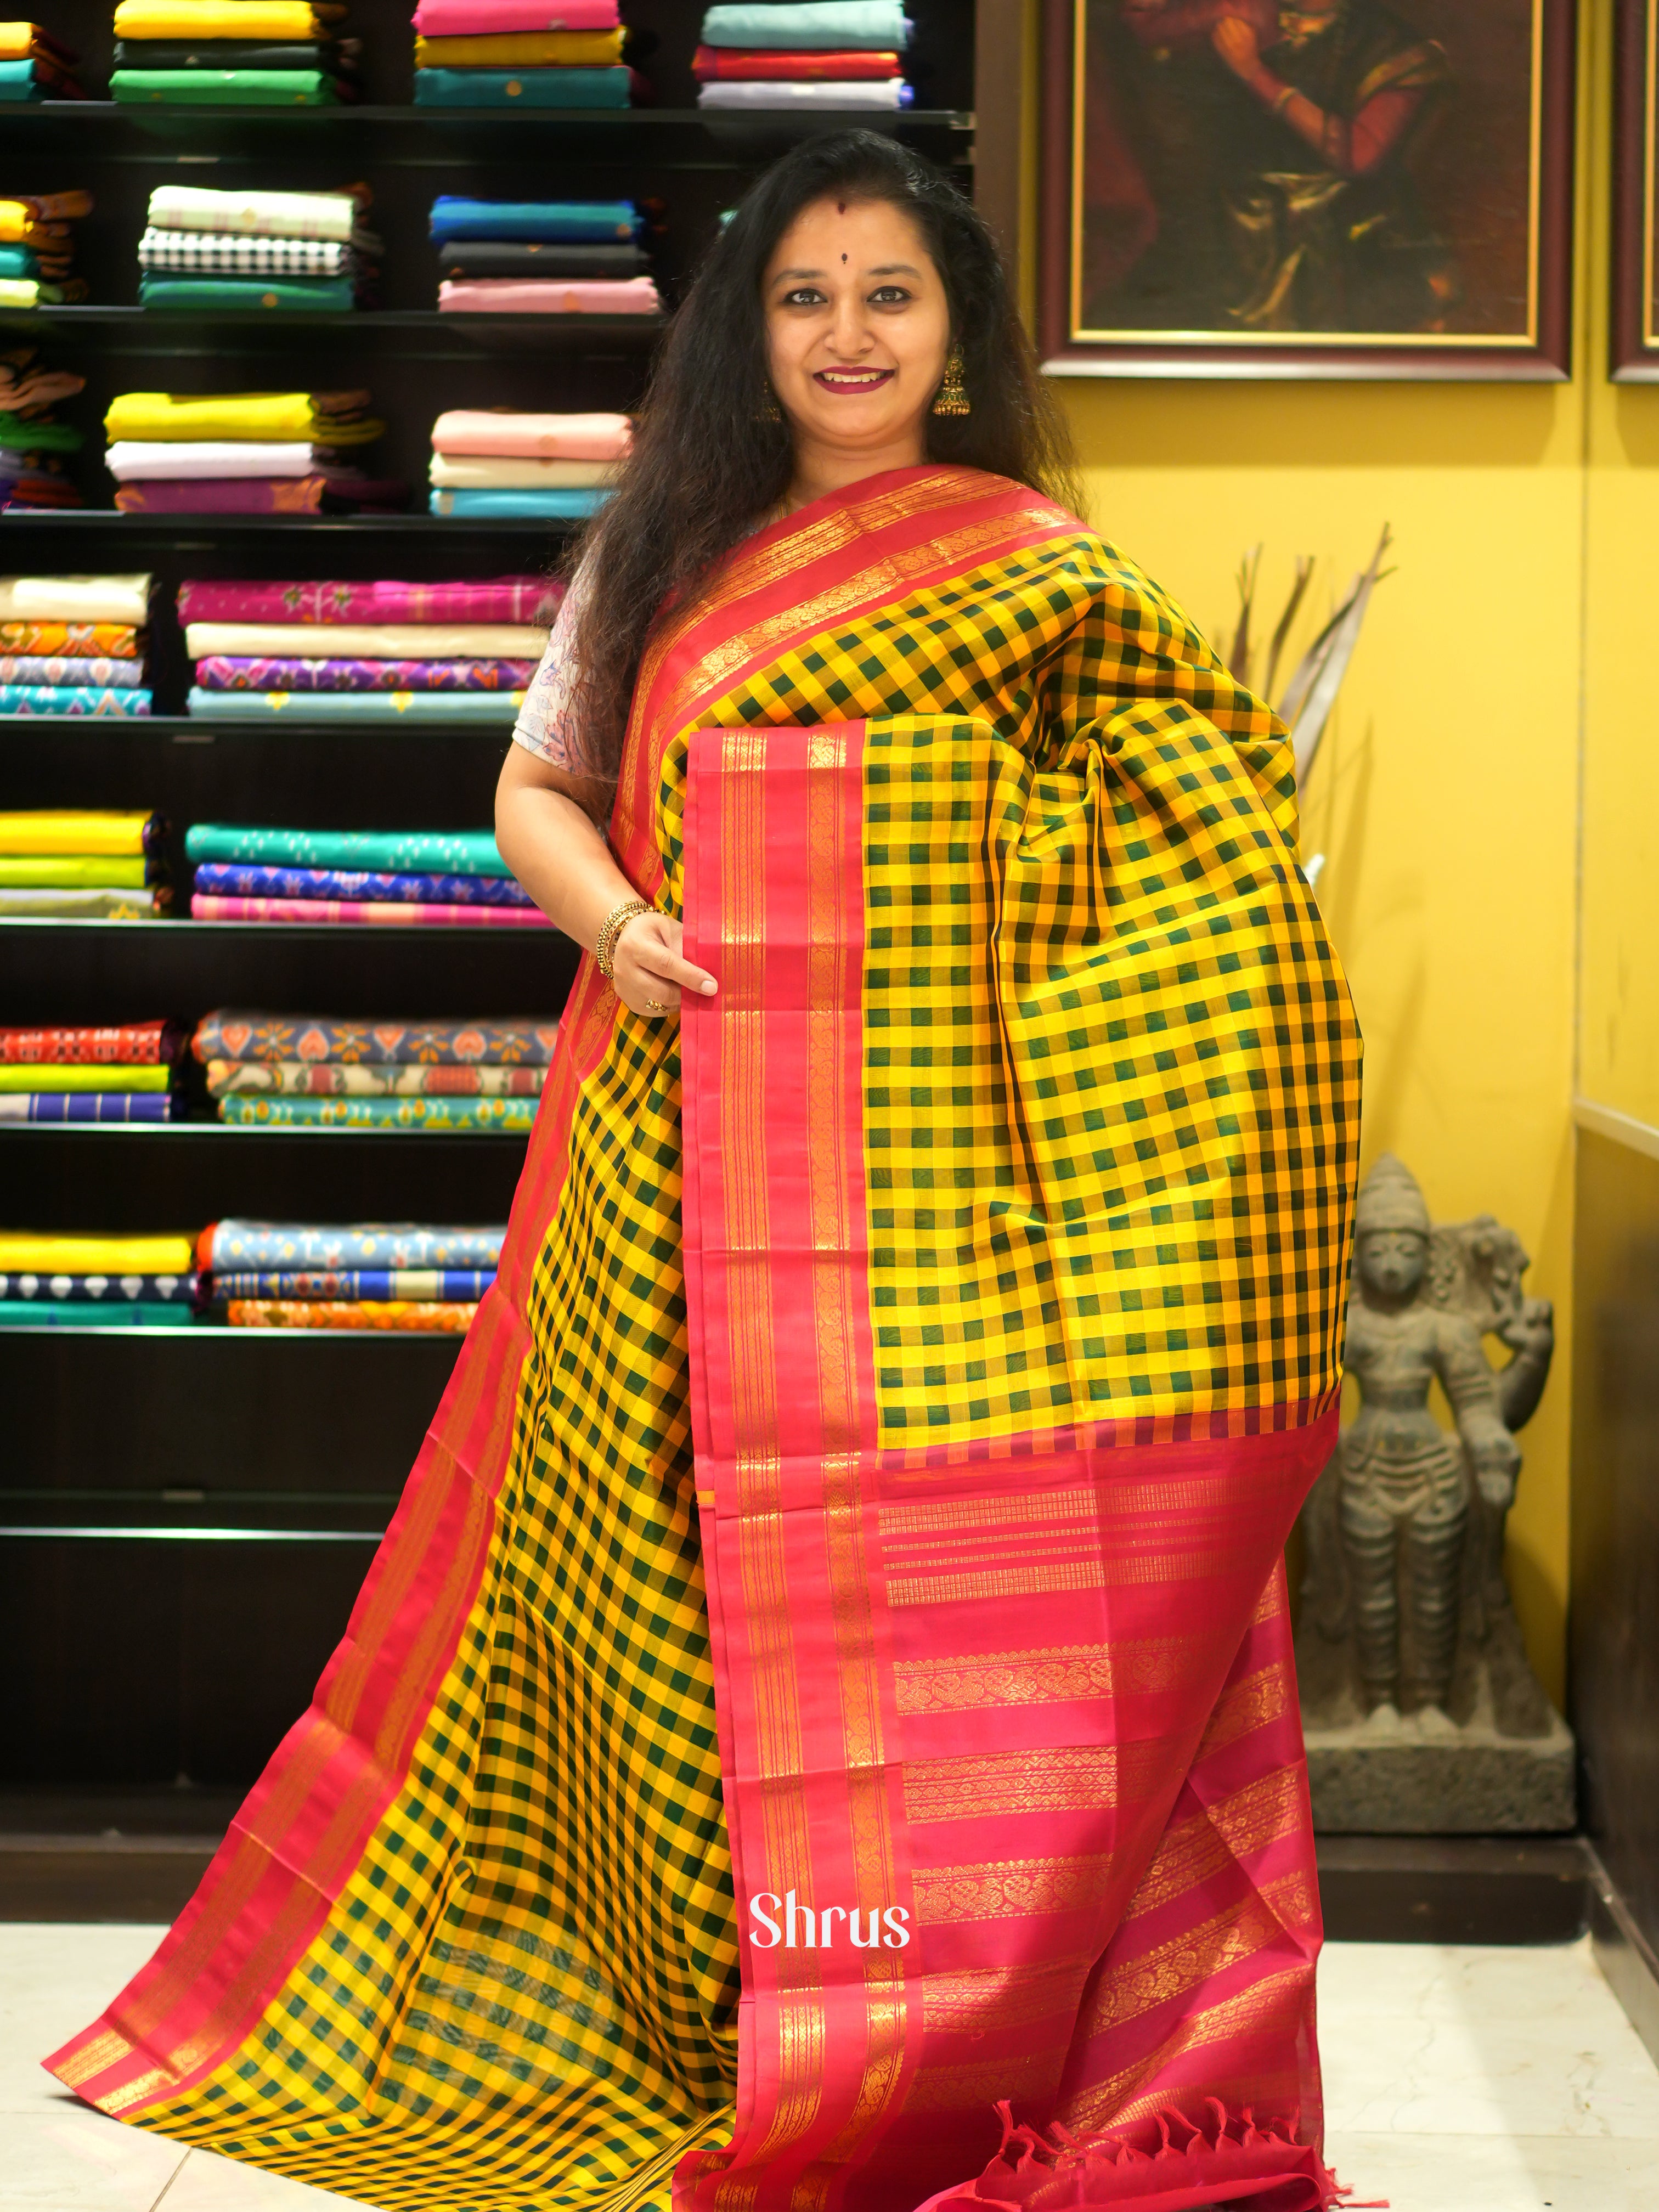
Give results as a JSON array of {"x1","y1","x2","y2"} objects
[
  {"x1": 0, "y1": 809, "x2": 154, "y2": 856},
  {"x1": 0, "y1": 1065, "x2": 168, "y2": 1092},
  {"x1": 414, "y1": 28, "x2": 624, "y2": 64},
  {"x1": 0, "y1": 1232, "x2": 194, "y2": 1272},
  {"x1": 104, "y1": 392, "x2": 382, "y2": 445},
  {"x1": 112, "y1": 0, "x2": 343, "y2": 35},
  {"x1": 51, "y1": 466, "x2": 1361, "y2": 2212}
]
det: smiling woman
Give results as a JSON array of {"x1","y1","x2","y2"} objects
[{"x1": 50, "y1": 132, "x2": 1363, "y2": 2212}]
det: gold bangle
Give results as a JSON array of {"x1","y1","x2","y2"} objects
[
  {"x1": 595, "y1": 896, "x2": 654, "y2": 983},
  {"x1": 1272, "y1": 82, "x2": 1297, "y2": 115}
]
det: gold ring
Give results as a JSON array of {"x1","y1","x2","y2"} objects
[{"x1": 645, "y1": 998, "x2": 670, "y2": 1015}]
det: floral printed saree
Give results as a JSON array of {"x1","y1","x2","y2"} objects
[{"x1": 47, "y1": 465, "x2": 1361, "y2": 2212}]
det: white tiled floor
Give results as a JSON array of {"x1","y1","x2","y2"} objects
[{"x1": 5, "y1": 1924, "x2": 1658, "y2": 2208}]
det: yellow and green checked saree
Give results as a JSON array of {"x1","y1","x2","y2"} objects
[{"x1": 50, "y1": 466, "x2": 1361, "y2": 2212}]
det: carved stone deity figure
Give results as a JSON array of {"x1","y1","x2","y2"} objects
[{"x1": 1295, "y1": 1153, "x2": 1570, "y2": 1830}]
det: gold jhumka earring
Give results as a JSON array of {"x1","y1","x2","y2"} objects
[
  {"x1": 758, "y1": 385, "x2": 782, "y2": 423},
  {"x1": 931, "y1": 347, "x2": 970, "y2": 416}
]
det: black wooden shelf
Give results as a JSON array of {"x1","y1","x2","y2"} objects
[
  {"x1": 0, "y1": 511, "x2": 581, "y2": 535},
  {"x1": 3, "y1": 102, "x2": 974, "y2": 156},
  {"x1": 2, "y1": 307, "x2": 667, "y2": 355}
]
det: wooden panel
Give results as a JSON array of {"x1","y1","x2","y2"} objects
[{"x1": 1570, "y1": 1124, "x2": 1659, "y2": 1956}]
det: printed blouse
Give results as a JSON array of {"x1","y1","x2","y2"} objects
[{"x1": 511, "y1": 563, "x2": 590, "y2": 774}]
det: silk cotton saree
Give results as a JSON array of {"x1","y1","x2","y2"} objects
[{"x1": 48, "y1": 465, "x2": 1362, "y2": 2212}]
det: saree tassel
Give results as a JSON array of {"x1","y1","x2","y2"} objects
[{"x1": 915, "y1": 2099, "x2": 1379, "y2": 2212}]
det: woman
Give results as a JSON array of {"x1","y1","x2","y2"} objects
[{"x1": 50, "y1": 134, "x2": 1360, "y2": 2212}]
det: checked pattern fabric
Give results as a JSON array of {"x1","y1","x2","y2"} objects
[
  {"x1": 138, "y1": 228, "x2": 365, "y2": 273},
  {"x1": 49, "y1": 469, "x2": 1359, "y2": 2212}
]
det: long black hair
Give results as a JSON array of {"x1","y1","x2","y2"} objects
[{"x1": 564, "y1": 128, "x2": 1081, "y2": 781}]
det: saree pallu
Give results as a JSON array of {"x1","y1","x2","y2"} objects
[
  {"x1": 178, "y1": 577, "x2": 555, "y2": 624},
  {"x1": 194, "y1": 657, "x2": 537, "y2": 691},
  {"x1": 52, "y1": 466, "x2": 1359, "y2": 2212},
  {"x1": 193, "y1": 1009, "x2": 559, "y2": 1065}
]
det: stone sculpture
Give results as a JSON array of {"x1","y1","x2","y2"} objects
[{"x1": 1295, "y1": 1154, "x2": 1572, "y2": 1831}]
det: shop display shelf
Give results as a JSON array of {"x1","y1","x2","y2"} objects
[
  {"x1": 3, "y1": 101, "x2": 975, "y2": 160},
  {"x1": 1, "y1": 306, "x2": 667, "y2": 357},
  {"x1": 0, "y1": 510, "x2": 583, "y2": 537}
]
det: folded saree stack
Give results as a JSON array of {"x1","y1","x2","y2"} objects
[
  {"x1": 0, "y1": 1230, "x2": 197, "y2": 1326},
  {"x1": 411, "y1": 0, "x2": 633, "y2": 107},
  {"x1": 0, "y1": 1017, "x2": 188, "y2": 1123},
  {"x1": 186, "y1": 823, "x2": 548, "y2": 926},
  {"x1": 428, "y1": 194, "x2": 659, "y2": 320},
  {"x1": 0, "y1": 19, "x2": 86, "y2": 98},
  {"x1": 428, "y1": 406, "x2": 629, "y2": 519},
  {"x1": 110, "y1": 0, "x2": 359, "y2": 103},
  {"x1": 180, "y1": 572, "x2": 553, "y2": 715},
  {"x1": 1, "y1": 344, "x2": 88, "y2": 511},
  {"x1": 0, "y1": 809, "x2": 168, "y2": 917},
  {"x1": 695, "y1": 0, "x2": 912, "y2": 107},
  {"x1": 194, "y1": 1007, "x2": 556, "y2": 1129},
  {"x1": 199, "y1": 1216, "x2": 506, "y2": 1326},
  {"x1": 0, "y1": 574, "x2": 151, "y2": 710},
  {"x1": 0, "y1": 189, "x2": 91, "y2": 308},
  {"x1": 104, "y1": 389, "x2": 400, "y2": 516},
  {"x1": 134, "y1": 184, "x2": 381, "y2": 314}
]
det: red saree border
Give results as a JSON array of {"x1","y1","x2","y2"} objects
[
  {"x1": 674, "y1": 722, "x2": 1342, "y2": 2212},
  {"x1": 44, "y1": 953, "x2": 622, "y2": 2117}
]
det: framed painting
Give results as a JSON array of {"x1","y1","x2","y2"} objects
[
  {"x1": 1613, "y1": 0, "x2": 1659, "y2": 376},
  {"x1": 1039, "y1": 0, "x2": 1576, "y2": 377}
]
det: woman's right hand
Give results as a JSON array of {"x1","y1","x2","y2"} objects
[{"x1": 611, "y1": 911, "x2": 718, "y2": 1022}]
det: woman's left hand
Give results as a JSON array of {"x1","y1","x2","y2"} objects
[{"x1": 612, "y1": 910, "x2": 718, "y2": 1023}]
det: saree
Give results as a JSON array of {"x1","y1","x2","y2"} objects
[{"x1": 49, "y1": 466, "x2": 1360, "y2": 2212}]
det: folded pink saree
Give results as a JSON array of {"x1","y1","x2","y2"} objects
[
  {"x1": 413, "y1": 0, "x2": 618, "y2": 28},
  {"x1": 191, "y1": 893, "x2": 550, "y2": 926},
  {"x1": 437, "y1": 275, "x2": 661, "y2": 314},
  {"x1": 178, "y1": 576, "x2": 556, "y2": 623}
]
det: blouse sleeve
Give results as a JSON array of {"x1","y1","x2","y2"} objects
[{"x1": 511, "y1": 561, "x2": 594, "y2": 772}]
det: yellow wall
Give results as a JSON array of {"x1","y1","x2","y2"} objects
[{"x1": 1008, "y1": 4, "x2": 1650, "y2": 1706}]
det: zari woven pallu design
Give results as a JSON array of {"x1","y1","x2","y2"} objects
[{"x1": 49, "y1": 466, "x2": 1362, "y2": 2212}]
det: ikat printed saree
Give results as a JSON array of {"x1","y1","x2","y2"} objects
[{"x1": 49, "y1": 466, "x2": 1361, "y2": 2212}]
